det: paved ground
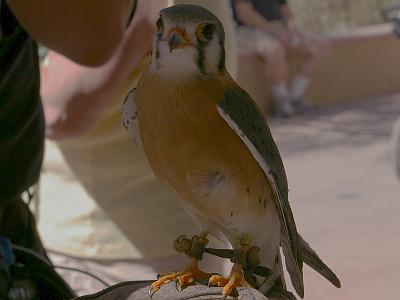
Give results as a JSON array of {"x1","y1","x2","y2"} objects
[
  {"x1": 52, "y1": 93, "x2": 400, "y2": 299},
  {"x1": 269, "y1": 93, "x2": 400, "y2": 299}
]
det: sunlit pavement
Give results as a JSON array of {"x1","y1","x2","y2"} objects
[
  {"x1": 44, "y1": 93, "x2": 400, "y2": 299},
  {"x1": 269, "y1": 93, "x2": 400, "y2": 300}
]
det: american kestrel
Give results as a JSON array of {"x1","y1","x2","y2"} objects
[{"x1": 122, "y1": 4, "x2": 340, "y2": 298}]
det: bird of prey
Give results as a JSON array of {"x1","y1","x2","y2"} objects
[{"x1": 122, "y1": 4, "x2": 340, "y2": 299}]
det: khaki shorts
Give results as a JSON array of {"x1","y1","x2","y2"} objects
[
  {"x1": 236, "y1": 26, "x2": 329, "y2": 60},
  {"x1": 236, "y1": 26, "x2": 282, "y2": 55}
]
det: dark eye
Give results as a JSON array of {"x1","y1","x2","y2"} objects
[
  {"x1": 156, "y1": 17, "x2": 163, "y2": 31},
  {"x1": 202, "y1": 23, "x2": 215, "y2": 40}
]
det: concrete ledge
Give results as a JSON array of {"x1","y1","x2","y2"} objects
[{"x1": 236, "y1": 23, "x2": 400, "y2": 113}]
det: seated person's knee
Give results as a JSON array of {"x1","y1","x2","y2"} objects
[
  {"x1": 305, "y1": 38, "x2": 330, "y2": 59},
  {"x1": 264, "y1": 41, "x2": 287, "y2": 61}
]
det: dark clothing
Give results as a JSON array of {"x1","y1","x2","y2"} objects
[
  {"x1": 0, "y1": 1, "x2": 44, "y2": 203},
  {"x1": 0, "y1": 198, "x2": 76, "y2": 299},
  {"x1": 231, "y1": 0, "x2": 287, "y2": 26},
  {"x1": 0, "y1": 197, "x2": 46, "y2": 256},
  {"x1": 0, "y1": 3, "x2": 75, "y2": 298}
]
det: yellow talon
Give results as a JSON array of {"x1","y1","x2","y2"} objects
[
  {"x1": 209, "y1": 273, "x2": 252, "y2": 298},
  {"x1": 150, "y1": 271, "x2": 186, "y2": 295},
  {"x1": 150, "y1": 233, "x2": 212, "y2": 296},
  {"x1": 209, "y1": 274, "x2": 230, "y2": 287},
  {"x1": 150, "y1": 258, "x2": 212, "y2": 296}
]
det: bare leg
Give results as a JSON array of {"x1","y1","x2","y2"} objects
[
  {"x1": 290, "y1": 38, "x2": 330, "y2": 101},
  {"x1": 262, "y1": 41, "x2": 294, "y2": 117},
  {"x1": 298, "y1": 38, "x2": 329, "y2": 77},
  {"x1": 263, "y1": 42, "x2": 289, "y2": 86}
]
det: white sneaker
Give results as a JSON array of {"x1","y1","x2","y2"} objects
[{"x1": 273, "y1": 98, "x2": 294, "y2": 118}]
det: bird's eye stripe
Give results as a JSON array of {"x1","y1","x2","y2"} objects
[{"x1": 156, "y1": 17, "x2": 164, "y2": 31}]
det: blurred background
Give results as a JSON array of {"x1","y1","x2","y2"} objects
[
  {"x1": 236, "y1": 1, "x2": 400, "y2": 299},
  {"x1": 291, "y1": 0, "x2": 397, "y2": 34},
  {"x1": 34, "y1": 0, "x2": 400, "y2": 299}
]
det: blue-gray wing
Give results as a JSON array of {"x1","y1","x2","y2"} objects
[
  {"x1": 217, "y1": 88, "x2": 304, "y2": 297},
  {"x1": 121, "y1": 87, "x2": 142, "y2": 145},
  {"x1": 299, "y1": 234, "x2": 341, "y2": 288}
]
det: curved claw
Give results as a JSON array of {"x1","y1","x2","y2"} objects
[
  {"x1": 150, "y1": 272, "x2": 184, "y2": 297},
  {"x1": 175, "y1": 273, "x2": 195, "y2": 291},
  {"x1": 207, "y1": 273, "x2": 222, "y2": 287},
  {"x1": 175, "y1": 279, "x2": 182, "y2": 292},
  {"x1": 209, "y1": 273, "x2": 251, "y2": 298},
  {"x1": 151, "y1": 265, "x2": 210, "y2": 296},
  {"x1": 149, "y1": 287, "x2": 156, "y2": 298},
  {"x1": 208, "y1": 274, "x2": 228, "y2": 288}
]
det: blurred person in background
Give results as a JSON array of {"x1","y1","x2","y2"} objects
[
  {"x1": 231, "y1": 0, "x2": 329, "y2": 117},
  {"x1": 0, "y1": 0, "x2": 135, "y2": 297},
  {"x1": 38, "y1": 0, "x2": 237, "y2": 295},
  {"x1": 391, "y1": 117, "x2": 400, "y2": 178}
]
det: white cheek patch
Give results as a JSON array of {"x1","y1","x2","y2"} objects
[
  {"x1": 155, "y1": 43, "x2": 199, "y2": 77},
  {"x1": 203, "y1": 38, "x2": 222, "y2": 74}
]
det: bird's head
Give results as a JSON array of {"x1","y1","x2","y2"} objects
[{"x1": 149, "y1": 4, "x2": 226, "y2": 77}]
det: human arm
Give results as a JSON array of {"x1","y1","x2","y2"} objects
[
  {"x1": 279, "y1": 3, "x2": 295, "y2": 30},
  {"x1": 5, "y1": 0, "x2": 136, "y2": 66},
  {"x1": 41, "y1": 0, "x2": 165, "y2": 139},
  {"x1": 232, "y1": 0, "x2": 291, "y2": 46}
]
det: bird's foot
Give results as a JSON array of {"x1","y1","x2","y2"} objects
[
  {"x1": 208, "y1": 273, "x2": 252, "y2": 298},
  {"x1": 150, "y1": 271, "x2": 186, "y2": 296},
  {"x1": 209, "y1": 235, "x2": 253, "y2": 298},
  {"x1": 150, "y1": 261, "x2": 212, "y2": 296},
  {"x1": 209, "y1": 233, "x2": 261, "y2": 296}
]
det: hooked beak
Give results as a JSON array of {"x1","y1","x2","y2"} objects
[{"x1": 168, "y1": 27, "x2": 193, "y2": 52}]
